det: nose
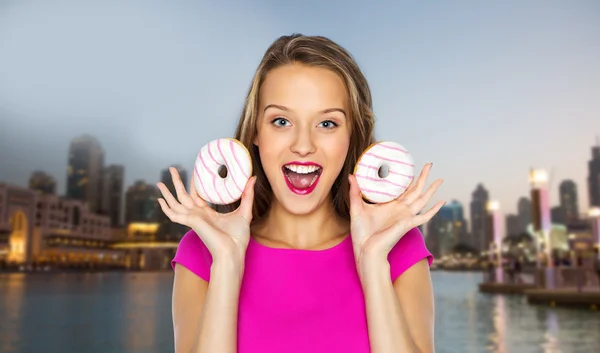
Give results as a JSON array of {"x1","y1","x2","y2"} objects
[{"x1": 290, "y1": 127, "x2": 316, "y2": 157}]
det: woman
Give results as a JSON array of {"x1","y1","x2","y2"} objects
[{"x1": 157, "y1": 34, "x2": 444, "y2": 353}]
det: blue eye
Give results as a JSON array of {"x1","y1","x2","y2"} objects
[
  {"x1": 318, "y1": 120, "x2": 338, "y2": 129},
  {"x1": 272, "y1": 117, "x2": 291, "y2": 127}
]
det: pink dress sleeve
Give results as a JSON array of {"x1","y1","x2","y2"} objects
[
  {"x1": 171, "y1": 229, "x2": 213, "y2": 282},
  {"x1": 387, "y1": 227, "x2": 434, "y2": 282}
]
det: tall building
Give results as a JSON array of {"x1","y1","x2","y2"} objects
[
  {"x1": 125, "y1": 180, "x2": 160, "y2": 224},
  {"x1": 66, "y1": 135, "x2": 105, "y2": 213},
  {"x1": 505, "y1": 214, "x2": 520, "y2": 237},
  {"x1": 99, "y1": 165, "x2": 125, "y2": 227},
  {"x1": 588, "y1": 141, "x2": 600, "y2": 208},
  {"x1": 426, "y1": 200, "x2": 467, "y2": 257},
  {"x1": 551, "y1": 206, "x2": 566, "y2": 224},
  {"x1": 29, "y1": 171, "x2": 56, "y2": 195},
  {"x1": 469, "y1": 184, "x2": 489, "y2": 252},
  {"x1": 157, "y1": 165, "x2": 189, "y2": 241},
  {"x1": 517, "y1": 197, "x2": 532, "y2": 234},
  {"x1": 559, "y1": 179, "x2": 579, "y2": 221}
]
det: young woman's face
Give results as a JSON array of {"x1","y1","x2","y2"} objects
[{"x1": 255, "y1": 63, "x2": 351, "y2": 215}]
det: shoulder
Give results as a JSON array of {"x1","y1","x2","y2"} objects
[
  {"x1": 171, "y1": 229, "x2": 213, "y2": 281},
  {"x1": 387, "y1": 227, "x2": 433, "y2": 282}
]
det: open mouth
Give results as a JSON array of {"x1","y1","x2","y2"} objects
[{"x1": 282, "y1": 162, "x2": 322, "y2": 195}]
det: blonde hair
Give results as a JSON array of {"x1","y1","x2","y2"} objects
[{"x1": 214, "y1": 34, "x2": 376, "y2": 221}]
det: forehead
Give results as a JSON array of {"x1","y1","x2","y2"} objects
[{"x1": 259, "y1": 64, "x2": 348, "y2": 111}]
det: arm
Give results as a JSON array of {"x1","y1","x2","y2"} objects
[
  {"x1": 172, "y1": 259, "x2": 243, "y2": 353},
  {"x1": 361, "y1": 258, "x2": 434, "y2": 353}
]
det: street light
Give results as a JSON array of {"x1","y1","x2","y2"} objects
[{"x1": 529, "y1": 168, "x2": 554, "y2": 289}]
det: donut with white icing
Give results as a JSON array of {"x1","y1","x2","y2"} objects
[
  {"x1": 353, "y1": 141, "x2": 415, "y2": 203},
  {"x1": 193, "y1": 138, "x2": 252, "y2": 205}
]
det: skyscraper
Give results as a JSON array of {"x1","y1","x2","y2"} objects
[
  {"x1": 66, "y1": 135, "x2": 104, "y2": 212},
  {"x1": 559, "y1": 179, "x2": 579, "y2": 221},
  {"x1": 157, "y1": 165, "x2": 189, "y2": 241},
  {"x1": 29, "y1": 171, "x2": 56, "y2": 195},
  {"x1": 125, "y1": 180, "x2": 160, "y2": 224},
  {"x1": 426, "y1": 200, "x2": 467, "y2": 257},
  {"x1": 551, "y1": 206, "x2": 566, "y2": 224},
  {"x1": 469, "y1": 184, "x2": 489, "y2": 252},
  {"x1": 505, "y1": 214, "x2": 520, "y2": 237},
  {"x1": 100, "y1": 165, "x2": 125, "y2": 227},
  {"x1": 588, "y1": 141, "x2": 600, "y2": 208},
  {"x1": 517, "y1": 197, "x2": 532, "y2": 234}
]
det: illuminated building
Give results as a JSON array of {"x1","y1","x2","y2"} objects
[{"x1": 0, "y1": 183, "x2": 124, "y2": 268}]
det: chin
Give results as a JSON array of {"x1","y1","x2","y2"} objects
[{"x1": 275, "y1": 194, "x2": 327, "y2": 216}]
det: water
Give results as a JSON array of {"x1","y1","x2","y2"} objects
[{"x1": 0, "y1": 271, "x2": 598, "y2": 353}]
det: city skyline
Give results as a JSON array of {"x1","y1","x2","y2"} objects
[
  {"x1": 3, "y1": 133, "x2": 599, "y2": 226},
  {"x1": 1, "y1": 1, "x2": 600, "y2": 218}
]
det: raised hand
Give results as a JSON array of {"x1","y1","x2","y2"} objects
[
  {"x1": 156, "y1": 167, "x2": 256, "y2": 266},
  {"x1": 348, "y1": 163, "x2": 444, "y2": 275}
]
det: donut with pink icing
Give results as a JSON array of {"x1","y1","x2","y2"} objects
[
  {"x1": 353, "y1": 141, "x2": 415, "y2": 203},
  {"x1": 193, "y1": 138, "x2": 252, "y2": 205}
]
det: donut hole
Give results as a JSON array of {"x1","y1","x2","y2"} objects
[
  {"x1": 217, "y1": 165, "x2": 228, "y2": 179},
  {"x1": 377, "y1": 164, "x2": 390, "y2": 178}
]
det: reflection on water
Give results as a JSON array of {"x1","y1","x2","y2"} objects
[
  {"x1": 0, "y1": 271, "x2": 599, "y2": 353},
  {"x1": 0, "y1": 272, "x2": 174, "y2": 353},
  {"x1": 431, "y1": 272, "x2": 599, "y2": 353}
]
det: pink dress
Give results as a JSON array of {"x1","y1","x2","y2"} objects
[{"x1": 171, "y1": 227, "x2": 433, "y2": 353}]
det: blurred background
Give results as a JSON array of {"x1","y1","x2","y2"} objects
[{"x1": 1, "y1": 1, "x2": 600, "y2": 352}]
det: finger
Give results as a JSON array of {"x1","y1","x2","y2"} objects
[
  {"x1": 397, "y1": 177, "x2": 414, "y2": 201},
  {"x1": 412, "y1": 163, "x2": 432, "y2": 194},
  {"x1": 170, "y1": 167, "x2": 195, "y2": 209},
  {"x1": 401, "y1": 163, "x2": 433, "y2": 204},
  {"x1": 348, "y1": 174, "x2": 364, "y2": 219},
  {"x1": 410, "y1": 200, "x2": 445, "y2": 228},
  {"x1": 157, "y1": 198, "x2": 181, "y2": 223},
  {"x1": 237, "y1": 176, "x2": 257, "y2": 223},
  {"x1": 156, "y1": 182, "x2": 186, "y2": 213},
  {"x1": 189, "y1": 177, "x2": 209, "y2": 208},
  {"x1": 158, "y1": 198, "x2": 209, "y2": 229},
  {"x1": 408, "y1": 179, "x2": 444, "y2": 214}
]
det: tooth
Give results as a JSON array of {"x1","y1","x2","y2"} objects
[{"x1": 291, "y1": 165, "x2": 297, "y2": 173}]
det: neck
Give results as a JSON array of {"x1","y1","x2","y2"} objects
[{"x1": 252, "y1": 197, "x2": 349, "y2": 250}]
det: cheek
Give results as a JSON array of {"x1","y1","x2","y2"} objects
[
  {"x1": 256, "y1": 130, "x2": 283, "y2": 172},
  {"x1": 322, "y1": 133, "x2": 351, "y2": 169}
]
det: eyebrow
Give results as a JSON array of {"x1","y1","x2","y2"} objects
[{"x1": 263, "y1": 104, "x2": 347, "y2": 117}]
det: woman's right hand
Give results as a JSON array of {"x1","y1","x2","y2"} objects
[{"x1": 156, "y1": 167, "x2": 256, "y2": 268}]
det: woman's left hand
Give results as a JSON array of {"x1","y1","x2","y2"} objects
[{"x1": 348, "y1": 163, "x2": 444, "y2": 278}]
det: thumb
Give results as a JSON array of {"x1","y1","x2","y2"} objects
[
  {"x1": 348, "y1": 174, "x2": 364, "y2": 219},
  {"x1": 237, "y1": 176, "x2": 257, "y2": 223}
]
